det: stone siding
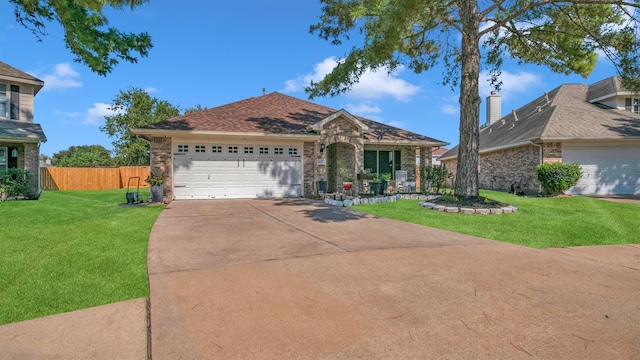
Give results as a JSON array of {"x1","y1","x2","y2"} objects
[
  {"x1": 0, "y1": 142, "x2": 40, "y2": 194},
  {"x1": 542, "y1": 142, "x2": 562, "y2": 163},
  {"x1": 303, "y1": 141, "x2": 315, "y2": 198},
  {"x1": 478, "y1": 145, "x2": 540, "y2": 191},
  {"x1": 150, "y1": 137, "x2": 172, "y2": 200}
]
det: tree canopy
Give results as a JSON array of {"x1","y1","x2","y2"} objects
[
  {"x1": 101, "y1": 88, "x2": 180, "y2": 166},
  {"x1": 52, "y1": 145, "x2": 113, "y2": 167},
  {"x1": 9, "y1": 0, "x2": 152, "y2": 75},
  {"x1": 308, "y1": 0, "x2": 640, "y2": 198}
]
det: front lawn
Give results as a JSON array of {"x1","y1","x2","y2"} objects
[
  {"x1": 0, "y1": 190, "x2": 164, "y2": 325},
  {"x1": 351, "y1": 190, "x2": 640, "y2": 248}
]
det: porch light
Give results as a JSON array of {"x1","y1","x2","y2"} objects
[
  {"x1": 320, "y1": 142, "x2": 326, "y2": 153},
  {"x1": 11, "y1": 149, "x2": 17, "y2": 157}
]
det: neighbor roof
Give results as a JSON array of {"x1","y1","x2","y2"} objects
[
  {"x1": 0, "y1": 61, "x2": 44, "y2": 93},
  {"x1": 0, "y1": 120, "x2": 47, "y2": 142},
  {"x1": 441, "y1": 76, "x2": 640, "y2": 160},
  {"x1": 135, "y1": 92, "x2": 447, "y2": 145}
]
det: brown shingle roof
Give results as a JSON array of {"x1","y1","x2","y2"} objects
[
  {"x1": 0, "y1": 120, "x2": 47, "y2": 142},
  {"x1": 141, "y1": 92, "x2": 446, "y2": 144},
  {"x1": 441, "y1": 76, "x2": 640, "y2": 160},
  {"x1": 0, "y1": 61, "x2": 43, "y2": 83}
]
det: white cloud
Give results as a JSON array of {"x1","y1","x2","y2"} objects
[
  {"x1": 82, "y1": 102, "x2": 120, "y2": 125},
  {"x1": 479, "y1": 70, "x2": 543, "y2": 101},
  {"x1": 284, "y1": 57, "x2": 420, "y2": 101},
  {"x1": 441, "y1": 104, "x2": 458, "y2": 115},
  {"x1": 145, "y1": 86, "x2": 159, "y2": 93},
  {"x1": 40, "y1": 63, "x2": 82, "y2": 91},
  {"x1": 53, "y1": 110, "x2": 82, "y2": 118},
  {"x1": 345, "y1": 103, "x2": 381, "y2": 116}
]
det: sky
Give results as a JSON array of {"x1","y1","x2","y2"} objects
[{"x1": 0, "y1": 0, "x2": 621, "y2": 157}]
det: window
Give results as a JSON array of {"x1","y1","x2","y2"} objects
[
  {"x1": 259, "y1": 147, "x2": 269, "y2": 154},
  {"x1": 364, "y1": 150, "x2": 402, "y2": 179},
  {"x1": 274, "y1": 147, "x2": 284, "y2": 154},
  {"x1": 625, "y1": 98, "x2": 640, "y2": 114},
  {"x1": 177, "y1": 144, "x2": 189, "y2": 153},
  {"x1": 195, "y1": 145, "x2": 206, "y2": 153},
  {"x1": 212, "y1": 145, "x2": 222, "y2": 153},
  {"x1": 288, "y1": 148, "x2": 298, "y2": 155},
  {"x1": 228, "y1": 146, "x2": 238, "y2": 153},
  {"x1": 244, "y1": 146, "x2": 254, "y2": 154},
  {"x1": 0, "y1": 85, "x2": 6, "y2": 119},
  {"x1": 0, "y1": 84, "x2": 21, "y2": 120},
  {"x1": 10, "y1": 85, "x2": 19, "y2": 120}
]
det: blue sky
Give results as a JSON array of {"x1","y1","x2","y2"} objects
[{"x1": 0, "y1": 0, "x2": 619, "y2": 157}]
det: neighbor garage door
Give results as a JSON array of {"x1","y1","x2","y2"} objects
[
  {"x1": 173, "y1": 143, "x2": 302, "y2": 199},
  {"x1": 563, "y1": 145, "x2": 640, "y2": 195}
]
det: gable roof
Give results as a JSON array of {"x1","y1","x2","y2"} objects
[
  {"x1": 0, "y1": 120, "x2": 47, "y2": 142},
  {"x1": 0, "y1": 61, "x2": 44, "y2": 94},
  {"x1": 441, "y1": 77, "x2": 640, "y2": 160},
  {"x1": 135, "y1": 92, "x2": 446, "y2": 145}
]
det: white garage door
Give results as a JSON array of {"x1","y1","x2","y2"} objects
[
  {"x1": 563, "y1": 145, "x2": 640, "y2": 195},
  {"x1": 173, "y1": 144, "x2": 302, "y2": 199}
]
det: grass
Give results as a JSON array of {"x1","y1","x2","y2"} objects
[
  {"x1": 0, "y1": 189, "x2": 164, "y2": 325},
  {"x1": 352, "y1": 190, "x2": 640, "y2": 249}
]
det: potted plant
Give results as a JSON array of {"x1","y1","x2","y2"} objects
[
  {"x1": 338, "y1": 167, "x2": 354, "y2": 191},
  {"x1": 357, "y1": 168, "x2": 376, "y2": 181},
  {"x1": 145, "y1": 173, "x2": 164, "y2": 203}
]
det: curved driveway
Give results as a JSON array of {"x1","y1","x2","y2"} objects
[{"x1": 148, "y1": 199, "x2": 640, "y2": 359}]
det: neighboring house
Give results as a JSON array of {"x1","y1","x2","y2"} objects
[
  {"x1": 431, "y1": 147, "x2": 448, "y2": 166},
  {"x1": 132, "y1": 92, "x2": 447, "y2": 200},
  {"x1": 0, "y1": 61, "x2": 47, "y2": 195},
  {"x1": 440, "y1": 76, "x2": 640, "y2": 195}
]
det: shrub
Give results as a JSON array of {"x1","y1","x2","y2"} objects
[
  {"x1": 535, "y1": 162, "x2": 583, "y2": 195},
  {"x1": 0, "y1": 169, "x2": 32, "y2": 200},
  {"x1": 420, "y1": 165, "x2": 452, "y2": 194}
]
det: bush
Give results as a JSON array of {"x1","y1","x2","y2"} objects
[
  {"x1": 535, "y1": 162, "x2": 583, "y2": 195},
  {"x1": 0, "y1": 169, "x2": 33, "y2": 200},
  {"x1": 420, "y1": 165, "x2": 452, "y2": 194}
]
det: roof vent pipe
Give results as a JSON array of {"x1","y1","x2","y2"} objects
[
  {"x1": 512, "y1": 110, "x2": 518, "y2": 121},
  {"x1": 262, "y1": 87, "x2": 266, "y2": 96},
  {"x1": 544, "y1": 92, "x2": 549, "y2": 103}
]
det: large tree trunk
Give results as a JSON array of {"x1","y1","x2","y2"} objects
[{"x1": 455, "y1": 0, "x2": 481, "y2": 198}]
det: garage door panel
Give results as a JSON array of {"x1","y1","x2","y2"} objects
[
  {"x1": 563, "y1": 145, "x2": 640, "y2": 195},
  {"x1": 173, "y1": 145, "x2": 302, "y2": 199}
]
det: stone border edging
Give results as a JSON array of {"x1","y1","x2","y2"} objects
[{"x1": 324, "y1": 193, "x2": 518, "y2": 214}]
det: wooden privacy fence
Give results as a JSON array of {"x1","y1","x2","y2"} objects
[{"x1": 40, "y1": 166, "x2": 151, "y2": 191}]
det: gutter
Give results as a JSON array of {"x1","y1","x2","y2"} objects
[{"x1": 131, "y1": 128, "x2": 321, "y2": 141}]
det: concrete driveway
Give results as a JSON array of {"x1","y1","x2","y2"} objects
[{"x1": 148, "y1": 199, "x2": 640, "y2": 359}]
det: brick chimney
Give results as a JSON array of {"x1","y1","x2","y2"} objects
[{"x1": 486, "y1": 91, "x2": 502, "y2": 126}]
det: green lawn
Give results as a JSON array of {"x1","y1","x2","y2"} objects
[
  {"x1": 0, "y1": 189, "x2": 164, "y2": 325},
  {"x1": 352, "y1": 190, "x2": 640, "y2": 248}
]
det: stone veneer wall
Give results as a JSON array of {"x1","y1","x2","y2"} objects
[
  {"x1": 303, "y1": 142, "x2": 316, "y2": 198},
  {"x1": 478, "y1": 145, "x2": 540, "y2": 191},
  {"x1": 150, "y1": 137, "x2": 172, "y2": 200},
  {"x1": 542, "y1": 142, "x2": 562, "y2": 163}
]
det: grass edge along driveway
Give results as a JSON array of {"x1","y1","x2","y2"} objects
[
  {"x1": 352, "y1": 190, "x2": 640, "y2": 249},
  {"x1": 0, "y1": 190, "x2": 164, "y2": 325}
]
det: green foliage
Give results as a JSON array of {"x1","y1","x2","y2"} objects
[
  {"x1": 535, "y1": 162, "x2": 583, "y2": 195},
  {"x1": 9, "y1": 0, "x2": 152, "y2": 76},
  {"x1": 183, "y1": 104, "x2": 208, "y2": 114},
  {"x1": 100, "y1": 87, "x2": 180, "y2": 166},
  {"x1": 338, "y1": 167, "x2": 354, "y2": 182},
  {"x1": 0, "y1": 169, "x2": 32, "y2": 199},
  {"x1": 420, "y1": 165, "x2": 452, "y2": 194},
  {"x1": 0, "y1": 190, "x2": 164, "y2": 324},
  {"x1": 52, "y1": 145, "x2": 113, "y2": 167},
  {"x1": 377, "y1": 172, "x2": 391, "y2": 182}
]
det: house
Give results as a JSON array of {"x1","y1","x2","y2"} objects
[
  {"x1": 0, "y1": 61, "x2": 47, "y2": 195},
  {"x1": 132, "y1": 92, "x2": 447, "y2": 200},
  {"x1": 440, "y1": 76, "x2": 640, "y2": 195}
]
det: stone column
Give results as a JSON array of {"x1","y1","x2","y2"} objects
[{"x1": 150, "y1": 137, "x2": 172, "y2": 200}]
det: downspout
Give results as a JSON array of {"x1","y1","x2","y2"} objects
[
  {"x1": 530, "y1": 141, "x2": 543, "y2": 194},
  {"x1": 37, "y1": 142, "x2": 41, "y2": 195}
]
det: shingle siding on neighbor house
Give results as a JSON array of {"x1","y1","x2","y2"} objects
[{"x1": 441, "y1": 76, "x2": 640, "y2": 195}]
